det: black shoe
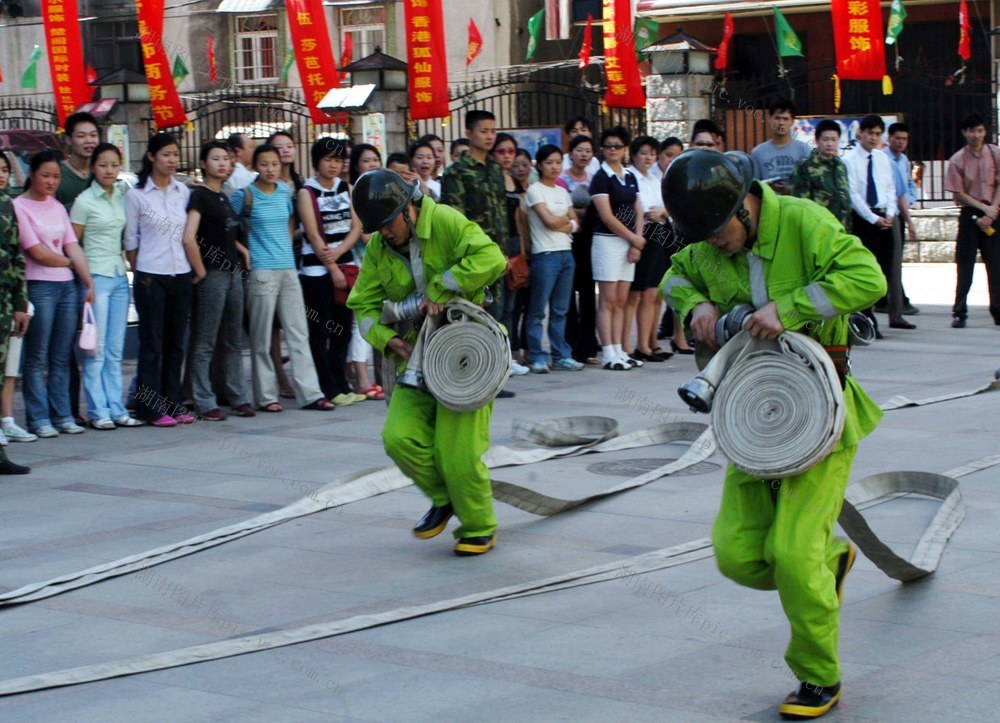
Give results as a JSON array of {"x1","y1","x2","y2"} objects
[
  {"x1": 496, "y1": 389, "x2": 515, "y2": 398},
  {"x1": 0, "y1": 458, "x2": 31, "y2": 475},
  {"x1": 779, "y1": 681, "x2": 842, "y2": 719},
  {"x1": 889, "y1": 319, "x2": 916, "y2": 329},
  {"x1": 902, "y1": 304, "x2": 920, "y2": 315},
  {"x1": 873, "y1": 302, "x2": 889, "y2": 314},
  {"x1": 454, "y1": 534, "x2": 496, "y2": 556},
  {"x1": 835, "y1": 544, "x2": 856, "y2": 604},
  {"x1": 412, "y1": 503, "x2": 453, "y2": 539},
  {"x1": 670, "y1": 340, "x2": 695, "y2": 355},
  {"x1": 874, "y1": 330, "x2": 884, "y2": 340},
  {"x1": 952, "y1": 317, "x2": 966, "y2": 328}
]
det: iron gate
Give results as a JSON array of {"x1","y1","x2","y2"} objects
[
  {"x1": 0, "y1": 97, "x2": 59, "y2": 132},
  {"x1": 410, "y1": 62, "x2": 646, "y2": 150},
  {"x1": 146, "y1": 88, "x2": 346, "y2": 177}
]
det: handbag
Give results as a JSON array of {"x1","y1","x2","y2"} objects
[
  {"x1": 79, "y1": 301, "x2": 97, "y2": 353},
  {"x1": 505, "y1": 253, "x2": 530, "y2": 291},
  {"x1": 333, "y1": 264, "x2": 360, "y2": 306}
]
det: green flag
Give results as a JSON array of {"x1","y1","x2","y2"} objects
[
  {"x1": 885, "y1": 0, "x2": 907, "y2": 45},
  {"x1": 633, "y1": 17, "x2": 659, "y2": 62},
  {"x1": 526, "y1": 8, "x2": 544, "y2": 60},
  {"x1": 772, "y1": 7, "x2": 803, "y2": 58},
  {"x1": 20, "y1": 44, "x2": 41, "y2": 90},
  {"x1": 172, "y1": 54, "x2": 190, "y2": 85},
  {"x1": 280, "y1": 47, "x2": 295, "y2": 82}
]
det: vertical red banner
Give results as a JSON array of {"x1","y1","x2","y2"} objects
[
  {"x1": 41, "y1": 0, "x2": 89, "y2": 128},
  {"x1": 830, "y1": 0, "x2": 886, "y2": 80},
  {"x1": 602, "y1": 0, "x2": 645, "y2": 109},
  {"x1": 405, "y1": 0, "x2": 450, "y2": 121},
  {"x1": 287, "y1": 0, "x2": 342, "y2": 126},
  {"x1": 136, "y1": 0, "x2": 188, "y2": 129}
]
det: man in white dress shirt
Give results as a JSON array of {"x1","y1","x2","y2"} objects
[
  {"x1": 844, "y1": 115, "x2": 908, "y2": 332},
  {"x1": 223, "y1": 133, "x2": 256, "y2": 197}
]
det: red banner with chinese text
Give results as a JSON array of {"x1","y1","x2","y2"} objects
[
  {"x1": 42, "y1": 0, "x2": 90, "y2": 128},
  {"x1": 830, "y1": 0, "x2": 886, "y2": 80},
  {"x1": 137, "y1": 0, "x2": 188, "y2": 129},
  {"x1": 602, "y1": 0, "x2": 645, "y2": 109},
  {"x1": 287, "y1": 0, "x2": 342, "y2": 125},
  {"x1": 405, "y1": 0, "x2": 450, "y2": 121}
]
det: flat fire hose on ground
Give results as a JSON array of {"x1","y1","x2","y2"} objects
[{"x1": 0, "y1": 344, "x2": 989, "y2": 694}]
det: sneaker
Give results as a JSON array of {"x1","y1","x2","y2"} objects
[
  {"x1": 2, "y1": 421, "x2": 37, "y2": 442},
  {"x1": 454, "y1": 534, "x2": 496, "y2": 556},
  {"x1": 89, "y1": 418, "x2": 116, "y2": 430},
  {"x1": 552, "y1": 357, "x2": 584, "y2": 371},
  {"x1": 55, "y1": 421, "x2": 86, "y2": 434},
  {"x1": 529, "y1": 361, "x2": 550, "y2": 374},
  {"x1": 201, "y1": 409, "x2": 227, "y2": 421},
  {"x1": 151, "y1": 415, "x2": 178, "y2": 428},
  {"x1": 952, "y1": 316, "x2": 966, "y2": 328},
  {"x1": 173, "y1": 413, "x2": 197, "y2": 424},
  {"x1": 509, "y1": 359, "x2": 530, "y2": 376},
  {"x1": 0, "y1": 458, "x2": 30, "y2": 475},
  {"x1": 622, "y1": 354, "x2": 643, "y2": 368},
  {"x1": 0, "y1": 429, "x2": 6, "y2": 446},
  {"x1": 113, "y1": 415, "x2": 145, "y2": 427},
  {"x1": 779, "y1": 681, "x2": 842, "y2": 719},
  {"x1": 231, "y1": 404, "x2": 256, "y2": 418},
  {"x1": 32, "y1": 424, "x2": 59, "y2": 438}
]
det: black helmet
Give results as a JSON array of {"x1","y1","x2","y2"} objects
[
  {"x1": 662, "y1": 150, "x2": 754, "y2": 241},
  {"x1": 353, "y1": 169, "x2": 420, "y2": 234}
]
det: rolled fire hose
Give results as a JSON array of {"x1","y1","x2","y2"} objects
[
  {"x1": 395, "y1": 297, "x2": 511, "y2": 412},
  {"x1": 680, "y1": 330, "x2": 845, "y2": 478}
]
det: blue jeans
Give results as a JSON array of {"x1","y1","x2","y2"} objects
[
  {"x1": 80, "y1": 274, "x2": 130, "y2": 420},
  {"x1": 24, "y1": 280, "x2": 80, "y2": 429},
  {"x1": 527, "y1": 250, "x2": 575, "y2": 364}
]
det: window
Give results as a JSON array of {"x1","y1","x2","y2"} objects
[
  {"x1": 90, "y1": 20, "x2": 143, "y2": 77},
  {"x1": 340, "y1": 6, "x2": 385, "y2": 63},
  {"x1": 233, "y1": 14, "x2": 279, "y2": 84}
]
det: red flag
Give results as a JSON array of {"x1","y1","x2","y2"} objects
[
  {"x1": 466, "y1": 19, "x2": 483, "y2": 66},
  {"x1": 287, "y1": 0, "x2": 343, "y2": 125},
  {"x1": 340, "y1": 33, "x2": 353, "y2": 81},
  {"x1": 603, "y1": 0, "x2": 645, "y2": 108},
  {"x1": 715, "y1": 13, "x2": 734, "y2": 71},
  {"x1": 959, "y1": 0, "x2": 971, "y2": 61},
  {"x1": 578, "y1": 13, "x2": 593, "y2": 69},
  {"x1": 86, "y1": 64, "x2": 98, "y2": 84},
  {"x1": 831, "y1": 0, "x2": 886, "y2": 80},
  {"x1": 208, "y1": 34, "x2": 218, "y2": 82},
  {"x1": 136, "y1": 0, "x2": 188, "y2": 129}
]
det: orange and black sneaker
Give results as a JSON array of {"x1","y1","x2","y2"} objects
[
  {"x1": 454, "y1": 534, "x2": 496, "y2": 556},
  {"x1": 779, "y1": 681, "x2": 842, "y2": 719}
]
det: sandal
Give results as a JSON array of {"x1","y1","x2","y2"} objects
[
  {"x1": 303, "y1": 398, "x2": 336, "y2": 411},
  {"x1": 259, "y1": 402, "x2": 283, "y2": 413},
  {"x1": 361, "y1": 384, "x2": 385, "y2": 400},
  {"x1": 279, "y1": 383, "x2": 296, "y2": 399}
]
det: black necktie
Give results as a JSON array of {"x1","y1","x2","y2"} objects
[{"x1": 866, "y1": 153, "x2": 878, "y2": 207}]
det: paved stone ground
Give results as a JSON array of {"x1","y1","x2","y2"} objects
[{"x1": 0, "y1": 266, "x2": 998, "y2": 722}]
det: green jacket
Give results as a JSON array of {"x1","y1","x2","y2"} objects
[
  {"x1": 661, "y1": 182, "x2": 886, "y2": 450},
  {"x1": 789, "y1": 149, "x2": 852, "y2": 231},
  {"x1": 0, "y1": 192, "x2": 28, "y2": 316},
  {"x1": 347, "y1": 196, "x2": 506, "y2": 366},
  {"x1": 439, "y1": 152, "x2": 508, "y2": 247}
]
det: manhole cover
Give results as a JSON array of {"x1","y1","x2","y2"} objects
[{"x1": 587, "y1": 458, "x2": 720, "y2": 477}]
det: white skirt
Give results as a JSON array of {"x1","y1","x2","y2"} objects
[{"x1": 591, "y1": 232, "x2": 635, "y2": 282}]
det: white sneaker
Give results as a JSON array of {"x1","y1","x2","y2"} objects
[
  {"x1": 55, "y1": 421, "x2": 86, "y2": 435},
  {"x1": 509, "y1": 359, "x2": 530, "y2": 376},
  {"x1": 32, "y1": 424, "x2": 59, "y2": 438},
  {"x1": 2, "y1": 422, "x2": 37, "y2": 443},
  {"x1": 0, "y1": 429, "x2": 7, "y2": 446}
]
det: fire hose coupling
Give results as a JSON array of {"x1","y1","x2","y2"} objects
[
  {"x1": 714, "y1": 303, "x2": 756, "y2": 346},
  {"x1": 380, "y1": 292, "x2": 425, "y2": 324},
  {"x1": 847, "y1": 311, "x2": 876, "y2": 347}
]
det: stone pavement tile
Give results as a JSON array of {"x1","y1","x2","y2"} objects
[
  {"x1": 848, "y1": 582, "x2": 1000, "y2": 635},
  {"x1": 930, "y1": 550, "x2": 1000, "y2": 597},
  {"x1": 852, "y1": 672, "x2": 998, "y2": 722},
  {"x1": 0, "y1": 677, "x2": 346, "y2": 723}
]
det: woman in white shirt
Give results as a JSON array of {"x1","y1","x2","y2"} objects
[
  {"x1": 408, "y1": 141, "x2": 440, "y2": 200},
  {"x1": 523, "y1": 145, "x2": 584, "y2": 373}
]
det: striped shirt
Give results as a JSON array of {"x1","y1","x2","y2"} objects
[{"x1": 231, "y1": 183, "x2": 294, "y2": 270}]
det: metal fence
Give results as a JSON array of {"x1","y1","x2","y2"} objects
[
  {"x1": 713, "y1": 64, "x2": 994, "y2": 206},
  {"x1": 411, "y1": 62, "x2": 646, "y2": 151},
  {"x1": 0, "y1": 96, "x2": 59, "y2": 132}
]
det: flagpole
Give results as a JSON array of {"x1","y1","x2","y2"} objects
[{"x1": 762, "y1": 15, "x2": 795, "y2": 99}]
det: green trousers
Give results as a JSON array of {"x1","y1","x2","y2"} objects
[
  {"x1": 382, "y1": 385, "x2": 496, "y2": 539},
  {"x1": 712, "y1": 445, "x2": 856, "y2": 687}
]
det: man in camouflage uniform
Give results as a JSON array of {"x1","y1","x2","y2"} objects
[
  {"x1": 0, "y1": 182, "x2": 33, "y2": 474},
  {"x1": 789, "y1": 119, "x2": 852, "y2": 231},
  {"x1": 440, "y1": 109, "x2": 508, "y2": 321}
]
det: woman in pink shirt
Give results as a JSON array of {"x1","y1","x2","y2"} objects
[{"x1": 13, "y1": 150, "x2": 94, "y2": 438}]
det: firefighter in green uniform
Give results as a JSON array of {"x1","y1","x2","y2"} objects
[
  {"x1": 660, "y1": 151, "x2": 886, "y2": 719},
  {"x1": 347, "y1": 170, "x2": 506, "y2": 556},
  {"x1": 0, "y1": 168, "x2": 32, "y2": 475}
]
